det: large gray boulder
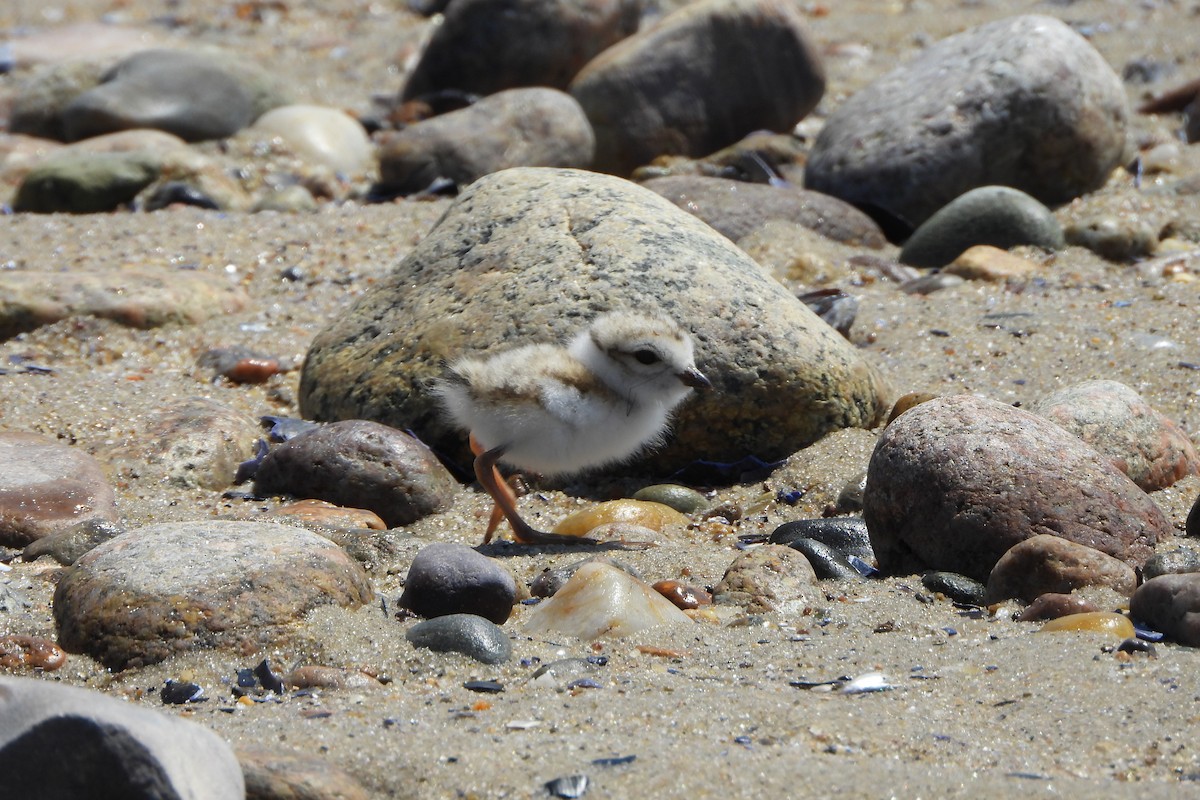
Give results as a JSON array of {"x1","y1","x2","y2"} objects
[
  {"x1": 299, "y1": 167, "x2": 890, "y2": 475},
  {"x1": 805, "y1": 15, "x2": 1128, "y2": 229}
]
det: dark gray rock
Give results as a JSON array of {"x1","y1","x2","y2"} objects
[
  {"x1": 254, "y1": 420, "x2": 457, "y2": 528},
  {"x1": 22, "y1": 518, "x2": 124, "y2": 566},
  {"x1": 398, "y1": 543, "x2": 517, "y2": 624},
  {"x1": 805, "y1": 15, "x2": 1128, "y2": 229},
  {"x1": 642, "y1": 176, "x2": 886, "y2": 247},
  {"x1": 1028, "y1": 379, "x2": 1200, "y2": 492},
  {"x1": 1131, "y1": 574, "x2": 1200, "y2": 646},
  {"x1": 0, "y1": 432, "x2": 118, "y2": 548},
  {"x1": 0, "y1": 676, "x2": 244, "y2": 799},
  {"x1": 1190, "y1": 493, "x2": 1200, "y2": 537},
  {"x1": 406, "y1": 613, "x2": 513, "y2": 664},
  {"x1": 768, "y1": 516, "x2": 874, "y2": 562},
  {"x1": 53, "y1": 521, "x2": 374, "y2": 670},
  {"x1": 400, "y1": 0, "x2": 638, "y2": 99},
  {"x1": 299, "y1": 167, "x2": 891, "y2": 475},
  {"x1": 712, "y1": 544, "x2": 818, "y2": 614},
  {"x1": 379, "y1": 88, "x2": 594, "y2": 194},
  {"x1": 62, "y1": 49, "x2": 263, "y2": 142},
  {"x1": 1143, "y1": 549, "x2": 1200, "y2": 582},
  {"x1": 984, "y1": 534, "x2": 1138, "y2": 604},
  {"x1": 13, "y1": 150, "x2": 159, "y2": 213},
  {"x1": 787, "y1": 537, "x2": 861, "y2": 581},
  {"x1": 921, "y1": 572, "x2": 986, "y2": 606},
  {"x1": 898, "y1": 186, "x2": 1064, "y2": 268},
  {"x1": 864, "y1": 395, "x2": 1169, "y2": 583},
  {"x1": 570, "y1": 0, "x2": 824, "y2": 175}
]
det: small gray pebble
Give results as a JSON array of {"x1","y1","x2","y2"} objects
[
  {"x1": 22, "y1": 518, "x2": 125, "y2": 565},
  {"x1": 1142, "y1": 549, "x2": 1200, "y2": 582},
  {"x1": 406, "y1": 614, "x2": 512, "y2": 665},
  {"x1": 921, "y1": 571, "x2": 986, "y2": 606},
  {"x1": 834, "y1": 470, "x2": 868, "y2": 513}
]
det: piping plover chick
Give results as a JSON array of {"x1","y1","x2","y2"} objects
[{"x1": 435, "y1": 311, "x2": 710, "y2": 546}]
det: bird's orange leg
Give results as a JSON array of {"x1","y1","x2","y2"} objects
[{"x1": 470, "y1": 435, "x2": 603, "y2": 546}]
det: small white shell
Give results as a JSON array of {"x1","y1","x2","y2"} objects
[{"x1": 840, "y1": 671, "x2": 894, "y2": 694}]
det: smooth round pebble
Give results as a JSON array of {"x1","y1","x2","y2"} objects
[
  {"x1": 53, "y1": 521, "x2": 374, "y2": 670},
  {"x1": 249, "y1": 104, "x2": 373, "y2": 175},
  {"x1": 833, "y1": 471, "x2": 868, "y2": 514},
  {"x1": 524, "y1": 562, "x2": 692, "y2": 640},
  {"x1": 1039, "y1": 611, "x2": 1135, "y2": 640},
  {"x1": 0, "y1": 635, "x2": 67, "y2": 671},
  {"x1": 254, "y1": 420, "x2": 457, "y2": 528},
  {"x1": 921, "y1": 572, "x2": 986, "y2": 606},
  {"x1": 898, "y1": 186, "x2": 1063, "y2": 268},
  {"x1": 406, "y1": 613, "x2": 513, "y2": 665},
  {"x1": 238, "y1": 745, "x2": 371, "y2": 800},
  {"x1": 14, "y1": 150, "x2": 159, "y2": 213},
  {"x1": 631, "y1": 484, "x2": 709, "y2": 514},
  {"x1": 398, "y1": 543, "x2": 517, "y2": 624},
  {"x1": 263, "y1": 499, "x2": 387, "y2": 531},
  {"x1": 1130, "y1": 573, "x2": 1200, "y2": 646},
  {"x1": 553, "y1": 500, "x2": 688, "y2": 537},
  {"x1": 943, "y1": 246, "x2": 1040, "y2": 282},
  {"x1": 985, "y1": 534, "x2": 1138, "y2": 604},
  {"x1": 1016, "y1": 593, "x2": 1100, "y2": 622},
  {"x1": 0, "y1": 432, "x2": 118, "y2": 547}
]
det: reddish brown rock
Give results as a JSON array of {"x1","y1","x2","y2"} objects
[
  {"x1": 985, "y1": 534, "x2": 1137, "y2": 604},
  {"x1": 1016, "y1": 593, "x2": 1101, "y2": 622},
  {"x1": 0, "y1": 635, "x2": 67, "y2": 671},
  {"x1": 1029, "y1": 379, "x2": 1200, "y2": 492},
  {"x1": 864, "y1": 395, "x2": 1170, "y2": 582},
  {"x1": 0, "y1": 432, "x2": 118, "y2": 547}
]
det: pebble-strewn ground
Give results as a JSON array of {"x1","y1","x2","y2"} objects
[{"x1": 4, "y1": 1, "x2": 1200, "y2": 798}]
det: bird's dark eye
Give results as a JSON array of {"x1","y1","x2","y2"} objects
[{"x1": 633, "y1": 349, "x2": 660, "y2": 365}]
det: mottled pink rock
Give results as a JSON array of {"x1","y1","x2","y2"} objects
[
  {"x1": 864, "y1": 395, "x2": 1170, "y2": 582},
  {"x1": 1029, "y1": 379, "x2": 1200, "y2": 492},
  {"x1": 985, "y1": 534, "x2": 1137, "y2": 604},
  {"x1": 712, "y1": 544, "x2": 818, "y2": 615},
  {"x1": 0, "y1": 432, "x2": 118, "y2": 548}
]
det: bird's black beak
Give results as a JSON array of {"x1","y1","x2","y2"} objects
[{"x1": 679, "y1": 367, "x2": 711, "y2": 390}]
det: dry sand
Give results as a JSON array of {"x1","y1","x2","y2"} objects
[{"x1": 3, "y1": 0, "x2": 1200, "y2": 797}]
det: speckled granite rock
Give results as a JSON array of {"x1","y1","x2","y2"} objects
[
  {"x1": 238, "y1": 746, "x2": 371, "y2": 800},
  {"x1": 379, "y1": 88, "x2": 594, "y2": 194},
  {"x1": 53, "y1": 521, "x2": 374, "y2": 670},
  {"x1": 299, "y1": 167, "x2": 891, "y2": 474},
  {"x1": 1028, "y1": 379, "x2": 1200, "y2": 492},
  {"x1": 805, "y1": 15, "x2": 1128, "y2": 229},
  {"x1": 0, "y1": 432, "x2": 118, "y2": 548},
  {"x1": 712, "y1": 544, "x2": 819, "y2": 615},
  {"x1": 570, "y1": 0, "x2": 824, "y2": 175},
  {"x1": 864, "y1": 395, "x2": 1169, "y2": 582},
  {"x1": 0, "y1": 676, "x2": 244, "y2": 799}
]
